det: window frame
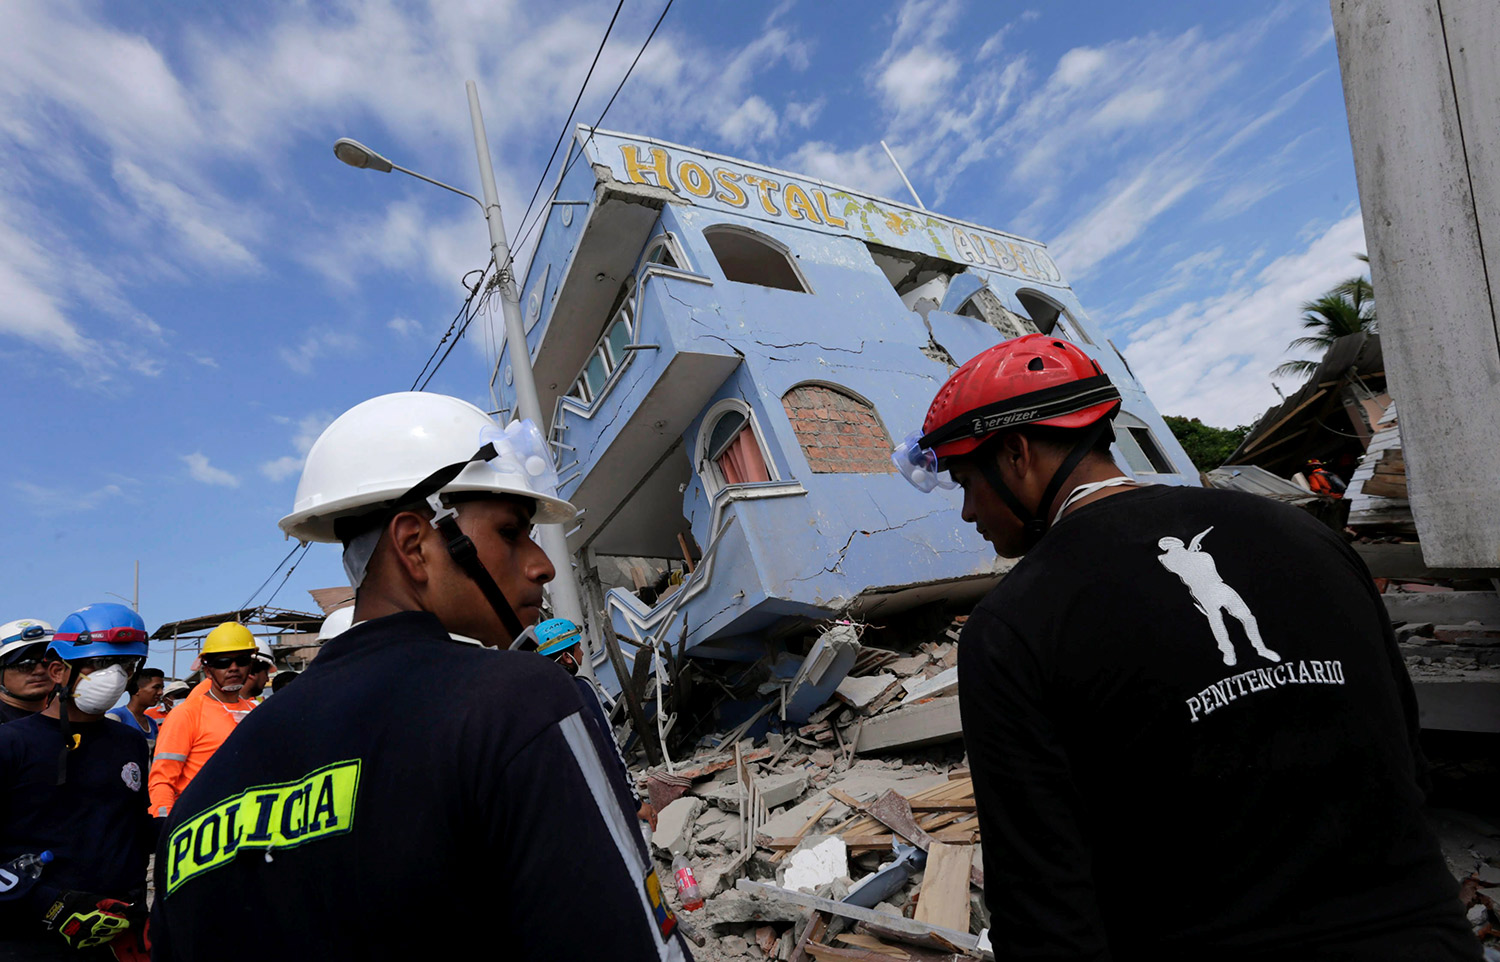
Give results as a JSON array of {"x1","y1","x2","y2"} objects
[
  {"x1": 1113, "y1": 412, "x2": 1177, "y2": 475},
  {"x1": 696, "y1": 398, "x2": 780, "y2": 495},
  {"x1": 701, "y1": 224, "x2": 813, "y2": 294},
  {"x1": 1016, "y1": 288, "x2": 1096, "y2": 345}
]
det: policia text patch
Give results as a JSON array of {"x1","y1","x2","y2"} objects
[{"x1": 164, "y1": 759, "x2": 361, "y2": 896}]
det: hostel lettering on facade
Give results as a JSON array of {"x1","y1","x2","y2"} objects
[{"x1": 602, "y1": 139, "x2": 1065, "y2": 287}]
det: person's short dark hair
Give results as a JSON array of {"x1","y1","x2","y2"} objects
[
  {"x1": 271, "y1": 670, "x2": 300, "y2": 693},
  {"x1": 126, "y1": 667, "x2": 165, "y2": 696}
]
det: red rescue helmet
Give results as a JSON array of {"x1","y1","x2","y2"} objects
[{"x1": 919, "y1": 334, "x2": 1121, "y2": 463}]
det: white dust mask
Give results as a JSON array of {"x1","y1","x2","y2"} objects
[{"x1": 72, "y1": 664, "x2": 130, "y2": 715}]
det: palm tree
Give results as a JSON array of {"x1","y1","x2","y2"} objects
[{"x1": 1272, "y1": 255, "x2": 1377, "y2": 379}]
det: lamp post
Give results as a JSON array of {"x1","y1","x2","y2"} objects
[{"x1": 334, "y1": 82, "x2": 593, "y2": 681}]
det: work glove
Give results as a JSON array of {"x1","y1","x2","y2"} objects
[
  {"x1": 109, "y1": 921, "x2": 151, "y2": 962},
  {"x1": 41, "y1": 890, "x2": 142, "y2": 949}
]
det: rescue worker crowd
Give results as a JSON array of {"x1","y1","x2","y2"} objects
[{"x1": 0, "y1": 335, "x2": 1481, "y2": 960}]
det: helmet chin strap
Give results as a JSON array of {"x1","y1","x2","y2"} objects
[
  {"x1": 976, "y1": 418, "x2": 1115, "y2": 551},
  {"x1": 390, "y1": 443, "x2": 526, "y2": 646},
  {"x1": 54, "y1": 666, "x2": 79, "y2": 786}
]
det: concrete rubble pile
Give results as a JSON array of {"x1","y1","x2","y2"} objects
[
  {"x1": 631, "y1": 617, "x2": 990, "y2": 961},
  {"x1": 622, "y1": 609, "x2": 1500, "y2": 959}
]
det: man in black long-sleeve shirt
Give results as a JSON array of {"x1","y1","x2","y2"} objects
[
  {"x1": 152, "y1": 393, "x2": 690, "y2": 961},
  {"x1": 897, "y1": 334, "x2": 1476, "y2": 960}
]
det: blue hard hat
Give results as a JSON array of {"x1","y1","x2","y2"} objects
[
  {"x1": 48, "y1": 604, "x2": 148, "y2": 661},
  {"x1": 535, "y1": 618, "x2": 582, "y2": 657}
]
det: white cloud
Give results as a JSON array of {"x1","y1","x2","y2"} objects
[
  {"x1": 1121, "y1": 212, "x2": 1368, "y2": 426},
  {"x1": 278, "y1": 330, "x2": 361, "y2": 376},
  {"x1": 1050, "y1": 151, "x2": 1206, "y2": 280},
  {"x1": 779, "y1": 142, "x2": 906, "y2": 198},
  {"x1": 388, "y1": 316, "x2": 421, "y2": 337},
  {"x1": 181, "y1": 452, "x2": 240, "y2": 487},
  {"x1": 259, "y1": 456, "x2": 303, "y2": 483},
  {"x1": 13, "y1": 480, "x2": 124, "y2": 514},
  {"x1": 110, "y1": 159, "x2": 260, "y2": 272},
  {"x1": 718, "y1": 96, "x2": 779, "y2": 148},
  {"x1": 259, "y1": 412, "x2": 335, "y2": 482},
  {"x1": 877, "y1": 48, "x2": 959, "y2": 112}
]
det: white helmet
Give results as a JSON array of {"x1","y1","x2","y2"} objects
[
  {"x1": 1, "y1": 619, "x2": 54, "y2": 664},
  {"x1": 318, "y1": 606, "x2": 355, "y2": 641},
  {"x1": 251, "y1": 640, "x2": 276, "y2": 670},
  {"x1": 278, "y1": 392, "x2": 576, "y2": 544}
]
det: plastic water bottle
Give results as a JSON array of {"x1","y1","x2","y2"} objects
[
  {"x1": 672, "y1": 854, "x2": 704, "y2": 911},
  {"x1": 0, "y1": 851, "x2": 52, "y2": 897}
]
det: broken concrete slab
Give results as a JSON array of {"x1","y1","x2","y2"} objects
[
  {"x1": 900, "y1": 666, "x2": 958, "y2": 702},
  {"x1": 1385, "y1": 590, "x2": 1500, "y2": 626},
  {"x1": 835, "y1": 673, "x2": 899, "y2": 709},
  {"x1": 701, "y1": 770, "x2": 810, "y2": 813},
  {"x1": 781, "y1": 835, "x2": 848, "y2": 893},
  {"x1": 854, "y1": 697, "x2": 963, "y2": 754},
  {"x1": 653, "y1": 796, "x2": 704, "y2": 857},
  {"x1": 886, "y1": 654, "x2": 930, "y2": 677},
  {"x1": 702, "y1": 889, "x2": 810, "y2": 925}
]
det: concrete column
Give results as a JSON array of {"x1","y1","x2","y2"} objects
[{"x1": 1331, "y1": 0, "x2": 1500, "y2": 567}]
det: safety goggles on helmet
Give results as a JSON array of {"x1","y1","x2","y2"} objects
[
  {"x1": 891, "y1": 430, "x2": 958, "y2": 493},
  {"x1": 204, "y1": 653, "x2": 255, "y2": 670}
]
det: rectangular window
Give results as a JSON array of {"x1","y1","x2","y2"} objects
[{"x1": 1118, "y1": 426, "x2": 1174, "y2": 473}]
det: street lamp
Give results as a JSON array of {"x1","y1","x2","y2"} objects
[{"x1": 334, "y1": 82, "x2": 594, "y2": 681}]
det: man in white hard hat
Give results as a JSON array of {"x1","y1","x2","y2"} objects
[
  {"x1": 151, "y1": 393, "x2": 690, "y2": 961},
  {"x1": 0, "y1": 619, "x2": 55, "y2": 725}
]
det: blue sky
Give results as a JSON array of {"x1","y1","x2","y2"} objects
[{"x1": 0, "y1": 0, "x2": 1366, "y2": 664}]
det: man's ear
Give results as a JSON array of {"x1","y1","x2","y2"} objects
[
  {"x1": 385, "y1": 511, "x2": 437, "y2": 586},
  {"x1": 45, "y1": 660, "x2": 70, "y2": 687},
  {"x1": 993, "y1": 431, "x2": 1032, "y2": 481}
]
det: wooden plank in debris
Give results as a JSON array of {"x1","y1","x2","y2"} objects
[
  {"x1": 855, "y1": 697, "x2": 963, "y2": 754},
  {"x1": 670, "y1": 748, "x2": 771, "y2": 781},
  {"x1": 788, "y1": 910, "x2": 829, "y2": 962},
  {"x1": 909, "y1": 800, "x2": 976, "y2": 812},
  {"x1": 735, "y1": 880, "x2": 981, "y2": 955},
  {"x1": 765, "y1": 829, "x2": 978, "y2": 852},
  {"x1": 769, "y1": 799, "x2": 835, "y2": 864},
  {"x1": 807, "y1": 942, "x2": 964, "y2": 962},
  {"x1": 864, "y1": 790, "x2": 984, "y2": 890},
  {"x1": 914, "y1": 842, "x2": 972, "y2": 933}
]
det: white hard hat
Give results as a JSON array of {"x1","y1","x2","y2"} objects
[
  {"x1": 1, "y1": 619, "x2": 54, "y2": 664},
  {"x1": 278, "y1": 392, "x2": 576, "y2": 544},
  {"x1": 252, "y1": 640, "x2": 276, "y2": 669},
  {"x1": 318, "y1": 606, "x2": 355, "y2": 641}
]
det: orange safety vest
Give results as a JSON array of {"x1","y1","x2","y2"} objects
[{"x1": 147, "y1": 686, "x2": 254, "y2": 817}]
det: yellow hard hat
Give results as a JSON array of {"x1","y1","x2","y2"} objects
[{"x1": 201, "y1": 622, "x2": 257, "y2": 656}]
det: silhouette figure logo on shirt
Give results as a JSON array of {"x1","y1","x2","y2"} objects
[{"x1": 1157, "y1": 526, "x2": 1281, "y2": 667}]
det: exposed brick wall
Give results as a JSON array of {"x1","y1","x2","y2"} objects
[{"x1": 782, "y1": 384, "x2": 897, "y2": 474}]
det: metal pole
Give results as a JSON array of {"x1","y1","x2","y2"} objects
[
  {"x1": 880, "y1": 140, "x2": 926, "y2": 211},
  {"x1": 465, "y1": 81, "x2": 595, "y2": 681}
]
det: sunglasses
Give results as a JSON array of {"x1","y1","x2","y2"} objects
[
  {"x1": 204, "y1": 653, "x2": 254, "y2": 670},
  {"x1": 75, "y1": 656, "x2": 143, "y2": 673},
  {"x1": 4, "y1": 656, "x2": 46, "y2": 671}
]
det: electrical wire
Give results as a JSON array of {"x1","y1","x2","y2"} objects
[
  {"x1": 408, "y1": 0, "x2": 674, "y2": 395},
  {"x1": 416, "y1": 273, "x2": 499, "y2": 391},
  {"x1": 259, "y1": 542, "x2": 312, "y2": 613},
  {"x1": 507, "y1": 0, "x2": 677, "y2": 275},
  {"x1": 410, "y1": 260, "x2": 494, "y2": 391},
  {"x1": 238, "y1": 542, "x2": 306, "y2": 612},
  {"x1": 507, "y1": 0, "x2": 628, "y2": 254}
]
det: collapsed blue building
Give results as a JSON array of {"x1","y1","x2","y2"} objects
[{"x1": 497, "y1": 128, "x2": 1197, "y2": 705}]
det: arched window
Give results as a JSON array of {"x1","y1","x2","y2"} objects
[
  {"x1": 641, "y1": 232, "x2": 686, "y2": 272},
  {"x1": 1017, "y1": 290, "x2": 1095, "y2": 345},
  {"x1": 566, "y1": 278, "x2": 636, "y2": 405},
  {"x1": 698, "y1": 399, "x2": 775, "y2": 492},
  {"x1": 702, "y1": 225, "x2": 810, "y2": 293},
  {"x1": 782, "y1": 383, "x2": 895, "y2": 474},
  {"x1": 1114, "y1": 412, "x2": 1176, "y2": 474}
]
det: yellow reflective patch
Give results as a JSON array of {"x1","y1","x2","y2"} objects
[{"x1": 164, "y1": 759, "x2": 361, "y2": 897}]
